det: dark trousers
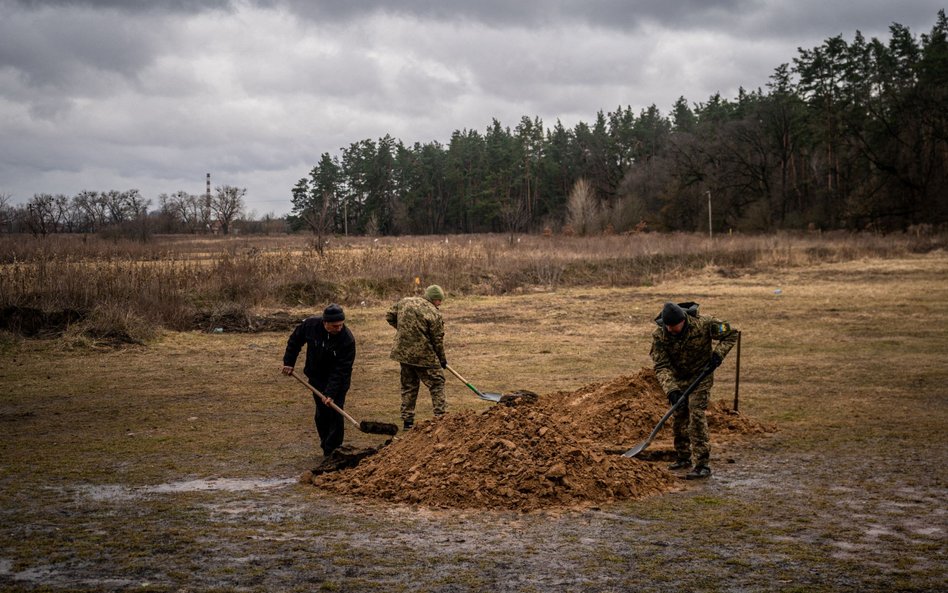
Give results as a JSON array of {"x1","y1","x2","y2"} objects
[{"x1": 309, "y1": 379, "x2": 347, "y2": 456}]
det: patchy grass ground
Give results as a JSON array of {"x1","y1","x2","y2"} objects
[{"x1": 1, "y1": 252, "x2": 946, "y2": 592}]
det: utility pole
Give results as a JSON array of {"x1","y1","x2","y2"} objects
[
  {"x1": 205, "y1": 173, "x2": 212, "y2": 233},
  {"x1": 706, "y1": 190, "x2": 713, "y2": 240}
]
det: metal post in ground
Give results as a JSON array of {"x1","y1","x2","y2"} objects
[
  {"x1": 707, "y1": 190, "x2": 713, "y2": 240},
  {"x1": 733, "y1": 331, "x2": 742, "y2": 411}
]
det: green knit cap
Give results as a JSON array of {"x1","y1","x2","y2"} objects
[{"x1": 425, "y1": 284, "x2": 445, "y2": 302}]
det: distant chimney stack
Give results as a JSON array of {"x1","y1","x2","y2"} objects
[{"x1": 206, "y1": 173, "x2": 211, "y2": 200}]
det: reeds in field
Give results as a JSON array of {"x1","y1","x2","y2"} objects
[{"x1": 0, "y1": 231, "x2": 943, "y2": 340}]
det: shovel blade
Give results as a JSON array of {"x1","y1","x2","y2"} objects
[
  {"x1": 621, "y1": 441, "x2": 648, "y2": 458},
  {"x1": 478, "y1": 392, "x2": 503, "y2": 402},
  {"x1": 620, "y1": 365, "x2": 716, "y2": 459},
  {"x1": 358, "y1": 420, "x2": 399, "y2": 436}
]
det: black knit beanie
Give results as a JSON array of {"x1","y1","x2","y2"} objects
[
  {"x1": 660, "y1": 302, "x2": 686, "y2": 326},
  {"x1": 323, "y1": 303, "x2": 345, "y2": 322}
]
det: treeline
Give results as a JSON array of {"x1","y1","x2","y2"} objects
[
  {"x1": 292, "y1": 12, "x2": 948, "y2": 235},
  {"x1": 0, "y1": 186, "x2": 285, "y2": 238}
]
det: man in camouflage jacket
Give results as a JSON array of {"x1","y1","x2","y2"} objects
[
  {"x1": 650, "y1": 301, "x2": 738, "y2": 479},
  {"x1": 386, "y1": 285, "x2": 447, "y2": 430}
]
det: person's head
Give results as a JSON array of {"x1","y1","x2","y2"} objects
[
  {"x1": 424, "y1": 284, "x2": 445, "y2": 308},
  {"x1": 322, "y1": 303, "x2": 345, "y2": 334},
  {"x1": 661, "y1": 302, "x2": 687, "y2": 335}
]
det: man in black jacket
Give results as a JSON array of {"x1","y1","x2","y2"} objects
[{"x1": 281, "y1": 304, "x2": 356, "y2": 457}]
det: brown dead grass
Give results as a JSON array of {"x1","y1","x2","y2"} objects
[{"x1": 3, "y1": 231, "x2": 945, "y2": 339}]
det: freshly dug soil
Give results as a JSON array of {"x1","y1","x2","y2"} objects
[
  {"x1": 535, "y1": 371, "x2": 773, "y2": 447},
  {"x1": 312, "y1": 369, "x2": 773, "y2": 511}
]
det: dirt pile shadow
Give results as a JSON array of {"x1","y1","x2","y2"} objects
[{"x1": 309, "y1": 369, "x2": 773, "y2": 511}]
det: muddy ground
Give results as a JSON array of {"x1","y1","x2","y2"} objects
[{"x1": 1, "y1": 254, "x2": 946, "y2": 592}]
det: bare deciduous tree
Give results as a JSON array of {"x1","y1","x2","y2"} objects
[
  {"x1": 0, "y1": 193, "x2": 13, "y2": 232},
  {"x1": 26, "y1": 194, "x2": 58, "y2": 237},
  {"x1": 102, "y1": 190, "x2": 130, "y2": 225},
  {"x1": 161, "y1": 191, "x2": 205, "y2": 234},
  {"x1": 566, "y1": 178, "x2": 599, "y2": 236},
  {"x1": 211, "y1": 185, "x2": 246, "y2": 235},
  {"x1": 125, "y1": 189, "x2": 152, "y2": 242},
  {"x1": 500, "y1": 197, "x2": 530, "y2": 245},
  {"x1": 73, "y1": 190, "x2": 107, "y2": 232},
  {"x1": 300, "y1": 190, "x2": 334, "y2": 255}
]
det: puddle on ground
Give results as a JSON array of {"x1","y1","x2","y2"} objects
[
  {"x1": 74, "y1": 477, "x2": 296, "y2": 502},
  {"x1": 144, "y1": 477, "x2": 296, "y2": 494}
]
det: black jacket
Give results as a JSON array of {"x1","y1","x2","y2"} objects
[{"x1": 283, "y1": 316, "x2": 356, "y2": 398}]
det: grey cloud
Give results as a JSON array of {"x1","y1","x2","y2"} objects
[
  {"x1": 8, "y1": 0, "x2": 943, "y2": 38},
  {"x1": 265, "y1": 0, "x2": 942, "y2": 39},
  {"x1": 734, "y1": 2, "x2": 945, "y2": 41},
  {"x1": 7, "y1": 0, "x2": 234, "y2": 13},
  {"x1": 0, "y1": 6, "x2": 168, "y2": 93},
  {"x1": 270, "y1": 0, "x2": 747, "y2": 31}
]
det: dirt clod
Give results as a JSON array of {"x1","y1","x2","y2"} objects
[{"x1": 309, "y1": 444, "x2": 388, "y2": 478}]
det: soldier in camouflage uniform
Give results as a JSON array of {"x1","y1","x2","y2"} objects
[
  {"x1": 650, "y1": 301, "x2": 738, "y2": 479},
  {"x1": 386, "y1": 285, "x2": 447, "y2": 430}
]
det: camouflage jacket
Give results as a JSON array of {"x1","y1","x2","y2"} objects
[
  {"x1": 386, "y1": 296, "x2": 445, "y2": 368},
  {"x1": 650, "y1": 305, "x2": 738, "y2": 396}
]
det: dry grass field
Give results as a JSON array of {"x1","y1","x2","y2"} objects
[{"x1": 1, "y1": 234, "x2": 946, "y2": 592}]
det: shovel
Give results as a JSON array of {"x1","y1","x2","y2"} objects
[
  {"x1": 622, "y1": 363, "x2": 715, "y2": 458},
  {"x1": 444, "y1": 364, "x2": 503, "y2": 402},
  {"x1": 289, "y1": 370, "x2": 399, "y2": 436}
]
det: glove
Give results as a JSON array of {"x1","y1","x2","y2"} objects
[
  {"x1": 708, "y1": 352, "x2": 723, "y2": 370},
  {"x1": 440, "y1": 359, "x2": 448, "y2": 369},
  {"x1": 667, "y1": 389, "x2": 683, "y2": 406}
]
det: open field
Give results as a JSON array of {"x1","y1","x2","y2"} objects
[{"x1": 1, "y1": 247, "x2": 947, "y2": 592}]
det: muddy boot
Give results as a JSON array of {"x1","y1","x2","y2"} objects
[
  {"x1": 403, "y1": 419, "x2": 414, "y2": 431},
  {"x1": 668, "y1": 459, "x2": 692, "y2": 470},
  {"x1": 685, "y1": 465, "x2": 712, "y2": 480}
]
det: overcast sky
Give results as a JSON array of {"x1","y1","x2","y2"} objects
[{"x1": 0, "y1": 1, "x2": 943, "y2": 216}]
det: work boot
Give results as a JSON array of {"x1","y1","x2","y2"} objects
[
  {"x1": 685, "y1": 465, "x2": 712, "y2": 480},
  {"x1": 403, "y1": 420, "x2": 413, "y2": 431},
  {"x1": 668, "y1": 459, "x2": 692, "y2": 470}
]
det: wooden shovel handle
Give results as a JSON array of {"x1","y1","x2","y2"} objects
[
  {"x1": 444, "y1": 364, "x2": 485, "y2": 397},
  {"x1": 289, "y1": 370, "x2": 360, "y2": 429}
]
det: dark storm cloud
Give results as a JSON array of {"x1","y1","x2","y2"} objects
[
  {"x1": 0, "y1": 9, "x2": 163, "y2": 92},
  {"x1": 271, "y1": 0, "x2": 748, "y2": 31},
  {"x1": 7, "y1": 0, "x2": 233, "y2": 12},
  {"x1": 7, "y1": 0, "x2": 942, "y2": 36},
  {"x1": 264, "y1": 0, "x2": 942, "y2": 39}
]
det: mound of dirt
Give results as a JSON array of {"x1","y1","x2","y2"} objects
[
  {"x1": 536, "y1": 370, "x2": 773, "y2": 446},
  {"x1": 312, "y1": 368, "x2": 773, "y2": 511},
  {"x1": 535, "y1": 372, "x2": 670, "y2": 447},
  {"x1": 707, "y1": 400, "x2": 776, "y2": 435},
  {"x1": 314, "y1": 405, "x2": 674, "y2": 511}
]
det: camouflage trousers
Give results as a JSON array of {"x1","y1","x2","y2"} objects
[
  {"x1": 671, "y1": 386, "x2": 711, "y2": 467},
  {"x1": 399, "y1": 363, "x2": 446, "y2": 422}
]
